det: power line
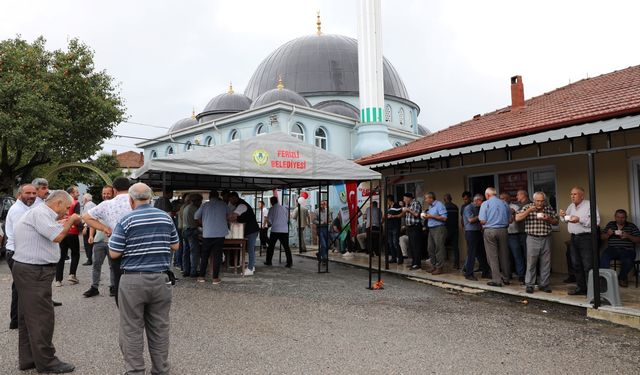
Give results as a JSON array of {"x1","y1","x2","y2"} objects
[
  {"x1": 113, "y1": 133, "x2": 209, "y2": 147},
  {"x1": 122, "y1": 120, "x2": 170, "y2": 129}
]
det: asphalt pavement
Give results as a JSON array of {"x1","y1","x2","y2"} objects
[{"x1": 0, "y1": 254, "x2": 639, "y2": 374}]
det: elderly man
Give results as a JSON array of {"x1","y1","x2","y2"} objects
[
  {"x1": 422, "y1": 192, "x2": 448, "y2": 274},
  {"x1": 228, "y1": 192, "x2": 260, "y2": 276},
  {"x1": 83, "y1": 177, "x2": 132, "y2": 302},
  {"x1": 265, "y1": 196, "x2": 293, "y2": 267},
  {"x1": 402, "y1": 192, "x2": 423, "y2": 270},
  {"x1": 506, "y1": 190, "x2": 529, "y2": 284},
  {"x1": 54, "y1": 186, "x2": 81, "y2": 287},
  {"x1": 462, "y1": 194, "x2": 491, "y2": 281},
  {"x1": 600, "y1": 209, "x2": 640, "y2": 288},
  {"x1": 516, "y1": 192, "x2": 559, "y2": 293},
  {"x1": 291, "y1": 200, "x2": 310, "y2": 252},
  {"x1": 12, "y1": 190, "x2": 80, "y2": 373},
  {"x1": 81, "y1": 192, "x2": 96, "y2": 265},
  {"x1": 181, "y1": 193, "x2": 203, "y2": 278},
  {"x1": 82, "y1": 186, "x2": 115, "y2": 298},
  {"x1": 195, "y1": 190, "x2": 230, "y2": 284},
  {"x1": 109, "y1": 183, "x2": 179, "y2": 375},
  {"x1": 560, "y1": 186, "x2": 600, "y2": 295},
  {"x1": 5, "y1": 184, "x2": 37, "y2": 329},
  {"x1": 479, "y1": 187, "x2": 511, "y2": 287}
]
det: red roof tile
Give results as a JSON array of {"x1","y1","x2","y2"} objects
[
  {"x1": 357, "y1": 65, "x2": 640, "y2": 165},
  {"x1": 117, "y1": 151, "x2": 144, "y2": 168}
]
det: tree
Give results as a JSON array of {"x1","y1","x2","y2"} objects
[{"x1": 0, "y1": 36, "x2": 126, "y2": 193}]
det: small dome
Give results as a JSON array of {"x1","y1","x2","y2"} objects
[
  {"x1": 197, "y1": 84, "x2": 252, "y2": 123},
  {"x1": 250, "y1": 83, "x2": 310, "y2": 109},
  {"x1": 417, "y1": 124, "x2": 431, "y2": 136},
  {"x1": 313, "y1": 100, "x2": 359, "y2": 120},
  {"x1": 167, "y1": 116, "x2": 198, "y2": 133}
]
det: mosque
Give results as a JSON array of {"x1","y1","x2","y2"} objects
[{"x1": 137, "y1": 14, "x2": 427, "y2": 160}]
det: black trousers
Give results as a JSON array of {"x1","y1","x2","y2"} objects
[
  {"x1": 259, "y1": 228, "x2": 269, "y2": 248},
  {"x1": 56, "y1": 234, "x2": 80, "y2": 282},
  {"x1": 6, "y1": 250, "x2": 18, "y2": 325},
  {"x1": 82, "y1": 232, "x2": 93, "y2": 262},
  {"x1": 200, "y1": 237, "x2": 225, "y2": 278},
  {"x1": 12, "y1": 261, "x2": 62, "y2": 371},
  {"x1": 267, "y1": 232, "x2": 292, "y2": 265},
  {"x1": 407, "y1": 225, "x2": 423, "y2": 267},
  {"x1": 570, "y1": 233, "x2": 594, "y2": 291}
]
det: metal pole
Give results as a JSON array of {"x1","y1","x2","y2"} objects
[
  {"x1": 297, "y1": 188, "x2": 303, "y2": 254},
  {"x1": 377, "y1": 181, "x2": 382, "y2": 283},
  {"x1": 384, "y1": 177, "x2": 389, "y2": 270},
  {"x1": 588, "y1": 152, "x2": 601, "y2": 308},
  {"x1": 367, "y1": 180, "x2": 373, "y2": 289}
]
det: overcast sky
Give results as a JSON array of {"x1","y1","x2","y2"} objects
[{"x1": 3, "y1": 0, "x2": 640, "y2": 155}]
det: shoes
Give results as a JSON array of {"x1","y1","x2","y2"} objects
[
  {"x1": 518, "y1": 276, "x2": 526, "y2": 285},
  {"x1": 37, "y1": 361, "x2": 75, "y2": 373},
  {"x1": 243, "y1": 268, "x2": 254, "y2": 276},
  {"x1": 83, "y1": 287, "x2": 99, "y2": 298},
  {"x1": 563, "y1": 276, "x2": 577, "y2": 283},
  {"x1": 19, "y1": 362, "x2": 36, "y2": 370},
  {"x1": 480, "y1": 273, "x2": 491, "y2": 279},
  {"x1": 53, "y1": 281, "x2": 62, "y2": 287},
  {"x1": 526, "y1": 286, "x2": 534, "y2": 294},
  {"x1": 68, "y1": 275, "x2": 79, "y2": 284},
  {"x1": 197, "y1": 277, "x2": 205, "y2": 283},
  {"x1": 212, "y1": 278, "x2": 221, "y2": 285},
  {"x1": 619, "y1": 279, "x2": 629, "y2": 288},
  {"x1": 82, "y1": 261, "x2": 92, "y2": 266},
  {"x1": 464, "y1": 275, "x2": 478, "y2": 281},
  {"x1": 568, "y1": 288, "x2": 587, "y2": 296},
  {"x1": 388, "y1": 258, "x2": 397, "y2": 264},
  {"x1": 342, "y1": 252, "x2": 354, "y2": 257},
  {"x1": 9, "y1": 320, "x2": 18, "y2": 329},
  {"x1": 53, "y1": 301, "x2": 62, "y2": 307},
  {"x1": 109, "y1": 286, "x2": 116, "y2": 297},
  {"x1": 410, "y1": 265, "x2": 420, "y2": 270},
  {"x1": 503, "y1": 280, "x2": 511, "y2": 286},
  {"x1": 487, "y1": 281, "x2": 503, "y2": 287},
  {"x1": 284, "y1": 263, "x2": 292, "y2": 268},
  {"x1": 263, "y1": 262, "x2": 273, "y2": 266},
  {"x1": 431, "y1": 268, "x2": 444, "y2": 275},
  {"x1": 539, "y1": 285, "x2": 552, "y2": 293}
]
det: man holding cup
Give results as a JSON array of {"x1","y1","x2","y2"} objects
[
  {"x1": 559, "y1": 186, "x2": 600, "y2": 296},
  {"x1": 599, "y1": 209, "x2": 640, "y2": 287},
  {"x1": 515, "y1": 192, "x2": 559, "y2": 293}
]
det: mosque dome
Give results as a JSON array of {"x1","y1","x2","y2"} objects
[
  {"x1": 250, "y1": 78, "x2": 311, "y2": 109},
  {"x1": 313, "y1": 100, "x2": 359, "y2": 120},
  {"x1": 197, "y1": 84, "x2": 252, "y2": 122},
  {"x1": 244, "y1": 34, "x2": 410, "y2": 101},
  {"x1": 167, "y1": 116, "x2": 198, "y2": 133}
]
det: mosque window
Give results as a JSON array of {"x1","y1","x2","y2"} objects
[
  {"x1": 150, "y1": 150, "x2": 158, "y2": 159},
  {"x1": 166, "y1": 146, "x2": 174, "y2": 156},
  {"x1": 410, "y1": 110, "x2": 416, "y2": 128},
  {"x1": 315, "y1": 128, "x2": 327, "y2": 150},
  {"x1": 256, "y1": 123, "x2": 266, "y2": 135},
  {"x1": 384, "y1": 104, "x2": 392, "y2": 122},
  {"x1": 291, "y1": 123, "x2": 305, "y2": 141},
  {"x1": 399, "y1": 108, "x2": 405, "y2": 126},
  {"x1": 394, "y1": 141, "x2": 402, "y2": 147},
  {"x1": 185, "y1": 141, "x2": 193, "y2": 151},
  {"x1": 205, "y1": 136, "x2": 214, "y2": 146},
  {"x1": 230, "y1": 129, "x2": 240, "y2": 142}
]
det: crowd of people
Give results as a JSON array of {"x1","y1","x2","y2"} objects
[{"x1": 380, "y1": 186, "x2": 639, "y2": 294}]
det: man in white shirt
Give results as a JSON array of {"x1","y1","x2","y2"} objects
[
  {"x1": 5, "y1": 184, "x2": 37, "y2": 329},
  {"x1": 31, "y1": 178, "x2": 49, "y2": 206},
  {"x1": 560, "y1": 186, "x2": 600, "y2": 295},
  {"x1": 265, "y1": 196, "x2": 292, "y2": 267}
]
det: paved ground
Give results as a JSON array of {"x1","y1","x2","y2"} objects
[{"x1": 1, "y1": 254, "x2": 639, "y2": 374}]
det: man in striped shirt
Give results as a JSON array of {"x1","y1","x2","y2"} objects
[{"x1": 109, "y1": 183, "x2": 179, "y2": 375}]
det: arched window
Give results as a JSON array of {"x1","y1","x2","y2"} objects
[
  {"x1": 185, "y1": 141, "x2": 193, "y2": 151},
  {"x1": 410, "y1": 110, "x2": 415, "y2": 128},
  {"x1": 205, "y1": 136, "x2": 214, "y2": 147},
  {"x1": 256, "y1": 123, "x2": 266, "y2": 135},
  {"x1": 314, "y1": 128, "x2": 327, "y2": 150},
  {"x1": 166, "y1": 146, "x2": 174, "y2": 156},
  {"x1": 291, "y1": 123, "x2": 304, "y2": 141},
  {"x1": 230, "y1": 129, "x2": 240, "y2": 142},
  {"x1": 150, "y1": 150, "x2": 158, "y2": 159},
  {"x1": 384, "y1": 104, "x2": 392, "y2": 123},
  {"x1": 399, "y1": 108, "x2": 405, "y2": 126}
]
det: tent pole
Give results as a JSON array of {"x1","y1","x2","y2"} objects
[
  {"x1": 297, "y1": 188, "x2": 302, "y2": 254},
  {"x1": 377, "y1": 180, "x2": 382, "y2": 282},
  {"x1": 588, "y1": 152, "x2": 601, "y2": 308},
  {"x1": 367, "y1": 179, "x2": 373, "y2": 289}
]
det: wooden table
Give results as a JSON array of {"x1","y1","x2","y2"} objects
[{"x1": 223, "y1": 238, "x2": 246, "y2": 275}]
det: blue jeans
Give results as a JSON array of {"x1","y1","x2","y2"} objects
[
  {"x1": 508, "y1": 233, "x2": 526, "y2": 278},
  {"x1": 246, "y1": 231, "x2": 258, "y2": 270},
  {"x1": 387, "y1": 227, "x2": 401, "y2": 259},
  {"x1": 183, "y1": 228, "x2": 201, "y2": 277},
  {"x1": 318, "y1": 226, "x2": 329, "y2": 260},
  {"x1": 600, "y1": 246, "x2": 636, "y2": 282},
  {"x1": 464, "y1": 230, "x2": 490, "y2": 277}
]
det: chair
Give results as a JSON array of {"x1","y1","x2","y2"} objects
[{"x1": 587, "y1": 268, "x2": 622, "y2": 307}]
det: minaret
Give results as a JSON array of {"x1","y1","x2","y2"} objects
[{"x1": 353, "y1": 0, "x2": 392, "y2": 159}]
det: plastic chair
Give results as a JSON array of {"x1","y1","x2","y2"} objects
[{"x1": 587, "y1": 268, "x2": 622, "y2": 307}]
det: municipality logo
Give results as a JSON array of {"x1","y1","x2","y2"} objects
[{"x1": 252, "y1": 149, "x2": 269, "y2": 166}]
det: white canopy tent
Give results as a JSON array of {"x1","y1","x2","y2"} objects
[{"x1": 131, "y1": 132, "x2": 381, "y2": 191}]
